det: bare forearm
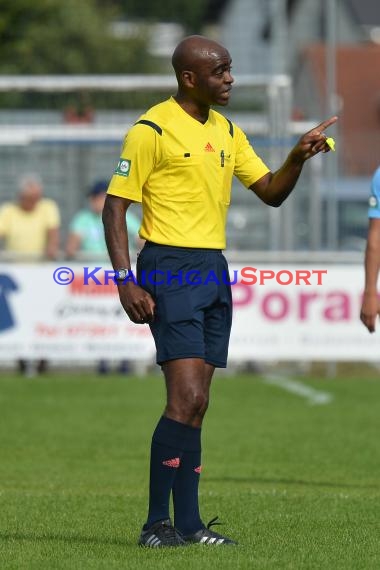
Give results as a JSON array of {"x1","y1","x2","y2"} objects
[
  {"x1": 251, "y1": 115, "x2": 337, "y2": 207},
  {"x1": 267, "y1": 154, "x2": 304, "y2": 206},
  {"x1": 363, "y1": 219, "x2": 380, "y2": 294},
  {"x1": 360, "y1": 220, "x2": 380, "y2": 332},
  {"x1": 364, "y1": 242, "x2": 380, "y2": 294},
  {"x1": 102, "y1": 195, "x2": 132, "y2": 269},
  {"x1": 46, "y1": 228, "x2": 60, "y2": 259},
  {"x1": 65, "y1": 233, "x2": 81, "y2": 259},
  {"x1": 102, "y1": 194, "x2": 155, "y2": 323},
  {"x1": 250, "y1": 153, "x2": 304, "y2": 207}
]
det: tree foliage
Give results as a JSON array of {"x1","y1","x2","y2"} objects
[
  {"x1": 117, "y1": 0, "x2": 206, "y2": 33},
  {"x1": 0, "y1": 0, "x2": 154, "y2": 74}
]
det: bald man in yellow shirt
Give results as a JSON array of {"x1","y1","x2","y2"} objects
[
  {"x1": 0, "y1": 174, "x2": 60, "y2": 260},
  {"x1": 103, "y1": 35, "x2": 337, "y2": 548}
]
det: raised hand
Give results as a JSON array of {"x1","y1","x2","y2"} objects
[{"x1": 290, "y1": 116, "x2": 338, "y2": 163}]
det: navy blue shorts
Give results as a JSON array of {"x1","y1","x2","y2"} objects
[{"x1": 136, "y1": 242, "x2": 233, "y2": 367}]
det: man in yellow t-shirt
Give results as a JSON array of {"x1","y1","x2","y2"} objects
[
  {"x1": 0, "y1": 174, "x2": 60, "y2": 260},
  {"x1": 102, "y1": 35, "x2": 337, "y2": 548}
]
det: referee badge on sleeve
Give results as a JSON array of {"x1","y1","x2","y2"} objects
[
  {"x1": 369, "y1": 196, "x2": 378, "y2": 208},
  {"x1": 115, "y1": 158, "x2": 131, "y2": 177}
]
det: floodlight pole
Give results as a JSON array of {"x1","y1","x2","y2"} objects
[
  {"x1": 269, "y1": 0, "x2": 292, "y2": 250},
  {"x1": 270, "y1": 0, "x2": 288, "y2": 76},
  {"x1": 325, "y1": 0, "x2": 338, "y2": 250}
]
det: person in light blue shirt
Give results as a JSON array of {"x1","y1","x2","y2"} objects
[
  {"x1": 367, "y1": 166, "x2": 380, "y2": 219},
  {"x1": 66, "y1": 180, "x2": 141, "y2": 259},
  {"x1": 361, "y1": 166, "x2": 380, "y2": 332}
]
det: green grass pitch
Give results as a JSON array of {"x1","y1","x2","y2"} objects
[{"x1": 0, "y1": 370, "x2": 379, "y2": 569}]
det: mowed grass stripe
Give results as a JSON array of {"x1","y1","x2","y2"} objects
[{"x1": 0, "y1": 373, "x2": 379, "y2": 569}]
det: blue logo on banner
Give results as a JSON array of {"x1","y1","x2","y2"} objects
[{"x1": 0, "y1": 274, "x2": 19, "y2": 332}]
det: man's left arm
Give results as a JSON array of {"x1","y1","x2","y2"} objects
[
  {"x1": 250, "y1": 116, "x2": 338, "y2": 206},
  {"x1": 361, "y1": 215, "x2": 380, "y2": 333},
  {"x1": 45, "y1": 200, "x2": 61, "y2": 260}
]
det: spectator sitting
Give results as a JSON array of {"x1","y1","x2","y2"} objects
[
  {"x1": 66, "y1": 180, "x2": 142, "y2": 374},
  {"x1": 0, "y1": 174, "x2": 61, "y2": 376},
  {"x1": 66, "y1": 180, "x2": 141, "y2": 260},
  {"x1": 0, "y1": 174, "x2": 60, "y2": 260}
]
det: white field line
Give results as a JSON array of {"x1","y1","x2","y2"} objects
[{"x1": 262, "y1": 374, "x2": 334, "y2": 405}]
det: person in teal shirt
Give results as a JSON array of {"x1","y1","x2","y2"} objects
[
  {"x1": 66, "y1": 180, "x2": 141, "y2": 259},
  {"x1": 66, "y1": 180, "x2": 142, "y2": 374}
]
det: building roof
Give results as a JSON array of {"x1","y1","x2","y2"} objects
[
  {"x1": 300, "y1": 43, "x2": 380, "y2": 174},
  {"x1": 220, "y1": 0, "x2": 380, "y2": 39},
  {"x1": 347, "y1": 0, "x2": 380, "y2": 27}
]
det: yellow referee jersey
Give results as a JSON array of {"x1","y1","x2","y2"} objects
[{"x1": 107, "y1": 97, "x2": 269, "y2": 249}]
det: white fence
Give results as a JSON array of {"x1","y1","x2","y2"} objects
[{"x1": 0, "y1": 261, "x2": 377, "y2": 363}]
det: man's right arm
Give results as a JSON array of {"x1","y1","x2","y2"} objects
[
  {"x1": 102, "y1": 194, "x2": 155, "y2": 324},
  {"x1": 360, "y1": 218, "x2": 380, "y2": 332},
  {"x1": 250, "y1": 117, "x2": 338, "y2": 206},
  {"x1": 0, "y1": 204, "x2": 10, "y2": 239}
]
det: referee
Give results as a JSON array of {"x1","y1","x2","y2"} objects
[{"x1": 103, "y1": 35, "x2": 337, "y2": 547}]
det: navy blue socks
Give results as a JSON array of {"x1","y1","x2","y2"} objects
[
  {"x1": 144, "y1": 415, "x2": 203, "y2": 534},
  {"x1": 173, "y1": 434, "x2": 203, "y2": 535}
]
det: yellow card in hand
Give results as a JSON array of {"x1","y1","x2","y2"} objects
[{"x1": 326, "y1": 137, "x2": 335, "y2": 151}]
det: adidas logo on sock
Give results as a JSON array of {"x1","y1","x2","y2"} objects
[
  {"x1": 162, "y1": 457, "x2": 180, "y2": 468},
  {"x1": 194, "y1": 465, "x2": 202, "y2": 473}
]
